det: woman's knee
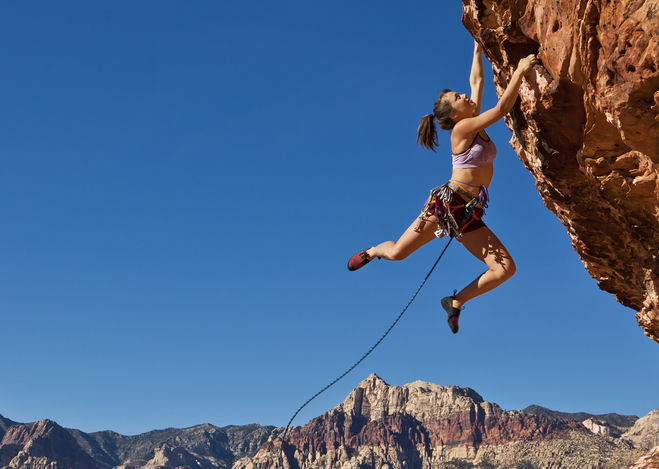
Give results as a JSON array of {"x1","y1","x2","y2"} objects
[
  {"x1": 386, "y1": 244, "x2": 411, "y2": 261},
  {"x1": 487, "y1": 256, "x2": 515, "y2": 281},
  {"x1": 497, "y1": 258, "x2": 516, "y2": 281}
]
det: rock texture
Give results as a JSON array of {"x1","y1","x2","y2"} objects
[
  {"x1": 628, "y1": 446, "x2": 659, "y2": 469},
  {"x1": 116, "y1": 443, "x2": 216, "y2": 469},
  {"x1": 0, "y1": 419, "x2": 97, "y2": 469},
  {"x1": 239, "y1": 374, "x2": 645, "y2": 469},
  {"x1": 461, "y1": 0, "x2": 659, "y2": 343},
  {"x1": 1, "y1": 380, "x2": 653, "y2": 469},
  {"x1": 0, "y1": 416, "x2": 274, "y2": 469},
  {"x1": 68, "y1": 423, "x2": 274, "y2": 469},
  {"x1": 0, "y1": 416, "x2": 20, "y2": 443},
  {"x1": 583, "y1": 417, "x2": 621, "y2": 437},
  {"x1": 622, "y1": 409, "x2": 659, "y2": 450}
]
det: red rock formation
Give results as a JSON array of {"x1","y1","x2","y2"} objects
[
  {"x1": 627, "y1": 446, "x2": 659, "y2": 469},
  {"x1": 0, "y1": 419, "x2": 97, "y2": 469},
  {"x1": 461, "y1": 0, "x2": 659, "y2": 343},
  {"x1": 239, "y1": 374, "x2": 645, "y2": 469}
]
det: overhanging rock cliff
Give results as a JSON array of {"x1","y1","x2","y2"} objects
[{"x1": 461, "y1": 0, "x2": 659, "y2": 343}]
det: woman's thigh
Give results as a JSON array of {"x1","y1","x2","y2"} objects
[
  {"x1": 390, "y1": 214, "x2": 441, "y2": 259},
  {"x1": 459, "y1": 225, "x2": 515, "y2": 272}
]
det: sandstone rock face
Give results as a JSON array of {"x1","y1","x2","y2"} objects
[
  {"x1": 627, "y1": 445, "x2": 659, "y2": 469},
  {"x1": 622, "y1": 409, "x2": 659, "y2": 450},
  {"x1": 0, "y1": 416, "x2": 19, "y2": 443},
  {"x1": 583, "y1": 417, "x2": 616, "y2": 436},
  {"x1": 240, "y1": 374, "x2": 645, "y2": 469},
  {"x1": 461, "y1": 0, "x2": 659, "y2": 344},
  {"x1": 0, "y1": 419, "x2": 97, "y2": 469}
]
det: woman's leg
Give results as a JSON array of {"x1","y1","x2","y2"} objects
[
  {"x1": 451, "y1": 225, "x2": 516, "y2": 308},
  {"x1": 367, "y1": 215, "x2": 439, "y2": 261}
]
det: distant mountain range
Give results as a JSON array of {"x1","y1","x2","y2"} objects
[
  {"x1": 67, "y1": 422, "x2": 274, "y2": 469},
  {"x1": 521, "y1": 405, "x2": 641, "y2": 438},
  {"x1": 1, "y1": 374, "x2": 657, "y2": 469},
  {"x1": 521, "y1": 405, "x2": 639, "y2": 428},
  {"x1": 0, "y1": 416, "x2": 273, "y2": 469}
]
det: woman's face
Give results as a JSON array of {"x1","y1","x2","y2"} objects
[{"x1": 448, "y1": 92, "x2": 476, "y2": 119}]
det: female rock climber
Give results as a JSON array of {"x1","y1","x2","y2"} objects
[{"x1": 347, "y1": 40, "x2": 538, "y2": 334}]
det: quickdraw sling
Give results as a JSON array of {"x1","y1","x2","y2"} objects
[{"x1": 414, "y1": 180, "x2": 489, "y2": 239}]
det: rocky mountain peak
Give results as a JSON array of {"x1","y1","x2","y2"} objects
[
  {"x1": 0, "y1": 415, "x2": 19, "y2": 443},
  {"x1": 2, "y1": 419, "x2": 58, "y2": 446},
  {"x1": 1, "y1": 382, "x2": 655, "y2": 469},
  {"x1": 240, "y1": 375, "x2": 646, "y2": 469},
  {"x1": 336, "y1": 373, "x2": 499, "y2": 425},
  {"x1": 68, "y1": 421, "x2": 274, "y2": 469},
  {"x1": 136, "y1": 444, "x2": 218, "y2": 469},
  {"x1": 622, "y1": 409, "x2": 659, "y2": 450},
  {"x1": 0, "y1": 419, "x2": 97, "y2": 469}
]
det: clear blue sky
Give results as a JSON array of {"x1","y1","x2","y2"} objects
[{"x1": 1, "y1": 1, "x2": 657, "y2": 436}]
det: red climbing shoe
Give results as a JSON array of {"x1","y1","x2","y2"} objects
[
  {"x1": 347, "y1": 249, "x2": 374, "y2": 271},
  {"x1": 441, "y1": 294, "x2": 461, "y2": 334}
]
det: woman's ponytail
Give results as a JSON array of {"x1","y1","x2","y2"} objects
[
  {"x1": 417, "y1": 113, "x2": 438, "y2": 151},
  {"x1": 417, "y1": 90, "x2": 457, "y2": 152}
]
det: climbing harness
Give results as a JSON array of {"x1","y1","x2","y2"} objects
[
  {"x1": 277, "y1": 238, "x2": 455, "y2": 468},
  {"x1": 414, "y1": 180, "x2": 488, "y2": 239},
  {"x1": 277, "y1": 183, "x2": 489, "y2": 467}
]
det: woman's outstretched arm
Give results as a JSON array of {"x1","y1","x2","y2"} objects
[
  {"x1": 470, "y1": 40, "x2": 484, "y2": 116},
  {"x1": 455, "y1": 54, "x2": 537, "y2": 139}
]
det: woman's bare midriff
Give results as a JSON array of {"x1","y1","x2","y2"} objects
[{"x1": 450, "y1": 165, "x2": 494, "y2": 198}]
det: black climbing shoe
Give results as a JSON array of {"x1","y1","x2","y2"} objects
[{"x1": 441, "y1": 293, "x2": 462, "y2": 334}]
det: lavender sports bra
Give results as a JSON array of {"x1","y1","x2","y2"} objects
[{"x1": 452, "y1": 133, "x2": 497, "y2": 168}]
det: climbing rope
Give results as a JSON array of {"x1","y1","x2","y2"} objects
[{"x1": 277, "y1": 237, "x2": 454, "y2": 468}]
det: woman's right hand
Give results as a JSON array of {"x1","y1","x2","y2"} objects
[{"x1": 516, "y1": 54, "x2": 538, "y2": 75}]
